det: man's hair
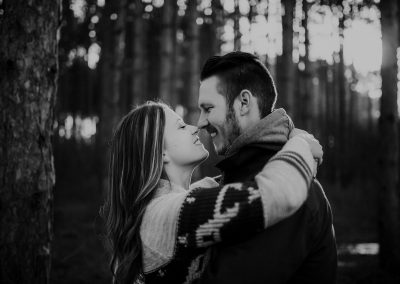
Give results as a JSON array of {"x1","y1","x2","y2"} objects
[{"x1": 200, "y1": 51, "x2": 277, "y2": 117}]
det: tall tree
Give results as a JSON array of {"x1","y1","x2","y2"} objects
[
  {"x1": 98, "y1": 0, "x2": 127, "y2": 189},
  {"x1": 379, "y1": 0, "x2": 400, "y2": 274},
  {"x1": 127, "y1": 0, "x2": 146, "y2": 106},
  {"x1": 336, "y1": 0, "x2": 347, "y2": 185},
  {"x1": 276, "y1": 0, "x2": 296, "y2": 117},
  {"x1": 0, "y1": 0, "x2": 59, "y2": 283},
  {"x1": 159, "y1": 0, "x2": 178, "y2": 106},
  {"x1": 233, "y1": 0, "x2": 241, "y2": 50},
  {"x1": 298, "y1": 0, "x2": 312, "y2": 129},
  {"x1": 185, "y1": 0, "x2": 200, "y2": 124}
]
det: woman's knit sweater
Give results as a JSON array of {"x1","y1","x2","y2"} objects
[{"x1": 139, "y1": 136, "x2": 315, "y2": 284}]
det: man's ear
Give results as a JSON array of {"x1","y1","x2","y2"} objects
[{"x1": 237, "y1": 89, "x2": 252, "y2": 116}]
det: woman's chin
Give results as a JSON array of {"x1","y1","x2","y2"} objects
[{"x1": 193, "y1": 149, "x2": 209, "y2": 166}]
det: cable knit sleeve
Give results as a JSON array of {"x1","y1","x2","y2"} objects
[
  {"x1": 141, "y1": 136, "x2": 314, "y2": 272},
  {"x1": 176, "y1": 136, "x2": 314, "y2": 252}
]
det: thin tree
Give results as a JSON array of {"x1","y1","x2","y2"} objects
[
  {"x1": 233, "y1": 0, "x2": 241, "y2": 50},
  {"x1": 98, "y1": 0, "x2": 127, "y2": 189},
  {"x1": 159, "y1": 0, "x2": 178, "y2": 106},
  {"x1": 336, "y1": 0, "x2": 347, "y2": 185},
  {"x1": 276, "y1": 0, "x2": 296, "y2": 117},
  {"x1": 299, "y1": 0, "x2": 312, "y2": 129},
  {"x1": 0, "y1": 0, "x2": 59, "y2": 283},
  {"x1": 378, "y1": 0, "x2": 400, "y2": 274},
  {"x1": 129, "y1": 0, "x2": 147, "y2": 106},
  {"x1": 185, "y1": 0, "x2": 200, "y2": 124}
]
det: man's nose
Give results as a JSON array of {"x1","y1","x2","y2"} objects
[{"x1": 197, "y1": 113, "x2": 208, "y2": 129}]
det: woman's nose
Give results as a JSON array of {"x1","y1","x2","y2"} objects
[{"x1": 191, "y1": 127, "x2": 199, "y2": 135}]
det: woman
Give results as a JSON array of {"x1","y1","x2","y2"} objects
[{"x1": 101, "y1": 101, "x2": 321, "y2": 284}]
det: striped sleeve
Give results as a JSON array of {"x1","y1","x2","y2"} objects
[{"x1": 176, "y1": 136, "x2": 314, "y2": 255}]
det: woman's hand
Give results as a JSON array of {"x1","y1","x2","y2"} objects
[
  {"x1": 289, "y1": 128, "x2": 323, "y2": 163},
  {"x1": 289, "y1": 128, "x2": 323, "y2": 178}
]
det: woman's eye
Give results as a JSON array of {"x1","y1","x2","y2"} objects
[{"x1": 180, "y1": 125, "x2": 186, "y2": 129}]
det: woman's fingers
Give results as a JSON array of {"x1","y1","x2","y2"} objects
[
  {"x1": 289, "y1": 128, "x2": 308, "y2": 139},
  {"x1": 296, "y1": 133, "x2": 323, "y2": 161}
]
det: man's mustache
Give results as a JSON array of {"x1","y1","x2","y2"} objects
[{"x1": 203, "y1": 124, "x2": 218, "y2": 135}]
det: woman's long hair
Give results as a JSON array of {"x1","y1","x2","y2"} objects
[{"x1": 101, "y1": 102, "x2": 166, "y2": 283}]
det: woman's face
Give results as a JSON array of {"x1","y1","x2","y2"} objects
[{"x1": 163, "y1": 107, "x2": 209, "y2": 167}]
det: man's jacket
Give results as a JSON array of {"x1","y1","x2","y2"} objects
[{"x1": 201, "y1": 109, "x2": 337, "y2": 284}]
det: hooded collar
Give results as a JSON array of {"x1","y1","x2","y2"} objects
[
  {"x1": 224, "y1": 108, "x2": 294, "y2": 158},
  {"x1": 216, "y1": 108, "x2": 293, "y2": 172}
]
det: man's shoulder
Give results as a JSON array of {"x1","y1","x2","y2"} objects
[
  {"x1": 308, "y1": 178, "x2": 330, "y2": 208},
  {"x1": 304, "y1": 178, "x2": 334, "y2": 229}
]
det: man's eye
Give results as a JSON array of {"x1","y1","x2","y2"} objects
[{"x1": 205, "y1": 107, "x2": 213, "y2": 113}]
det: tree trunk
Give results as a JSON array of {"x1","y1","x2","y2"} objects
[
  {"x1": 300, "y1": 0, "x2": 312, "y2": 130},
  {"x1": 130, "y1": 0, "x2": 147, "y2": 106},
  {"x1": 233, "y1": 0, "x2": 241, "y2": 50},
  {"x1": 276, "y1": 0, "x2": 295, "y2": 117},
  {"x1": 0, "y1": 1, "x2": 59, "y2": 283},
  {"x1": 211, "y1": 0, "x2": 224, "y2": 54},
  {"x1": 159, "y1": 0, "x2": 177, "y2": 106},
  {"x1": 185, "y1": 0, "x2": 200, "y2": 124},
  {"x1": 378, "y1": 0, "x2": 400, "y2": 274},
  {"x1": 98, "y1": 0, "x2": 127, "y2": 190},
  {"x1": 337, "y1": 1, "x2": 347, "y2": 186}
]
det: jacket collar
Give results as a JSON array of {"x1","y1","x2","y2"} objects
[
  {"x1": 224, "y1": 108, "x2": 293, "y2": 158},
  {"x1": 216, "y1": 108, "x2": 293, "y2": 170}
]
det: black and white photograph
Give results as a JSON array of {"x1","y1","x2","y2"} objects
[{"x1": 0, "y1": 0, "x2": 399, "y2": 283}]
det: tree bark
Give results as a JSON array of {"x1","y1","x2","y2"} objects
[
  {"x1": 276, "y1": 0, "x2": 295, "y2": 118},
  {"x1": 185, "y1": 0, "x2": 200, "y2": 124},
  {"x1": 211, "y1": 0, "x2": 224, "y2": 55},
  {"x1": 130, "y1": 0, "x2": 146, "y2": 106},
  {"x1": 233, "y1": 0, "x2": 241, "y2": 50},
  {"x1": 98, "y1": 0, "x2": 127, "y2": 190},
  {"x1": 299, "y1": 0, "x2": 312, "y2": 130},
  {"x1": 336, "y1": 0, "x2": 347, "y2": 185},
  {"x1": 159, "y1": 0, "x2": 177, "y2": 106},
  {"x1": 0, "y1": 0, "x2": 59, "y2": 283},
  {"x1": 378, "y1": 0, "x2": 400, "y2": 274}
]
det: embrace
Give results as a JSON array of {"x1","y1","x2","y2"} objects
[{"x1": 101, "y1": 52, "x2": 338, "y2": 284}]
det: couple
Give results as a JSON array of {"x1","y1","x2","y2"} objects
[{"x1": 101, "y1": 52, "x2": 337, "y2": 284}]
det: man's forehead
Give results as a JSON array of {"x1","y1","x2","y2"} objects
[
  {"x1": 198, "y1": 90, "x2": 225, "y2": 107},
  {"x1": 199, "y1": 79, "x2": 225, "y2": 103}
]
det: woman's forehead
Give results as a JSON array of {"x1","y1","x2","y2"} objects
[{"x1": 164, "y1": 107, "x2": 182, "y2": 124}]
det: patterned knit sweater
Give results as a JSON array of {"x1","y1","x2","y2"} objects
[{"x1": 139, "y1": 136, "x2": 315, "y2": 284}]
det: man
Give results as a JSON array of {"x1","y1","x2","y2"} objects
[{"x1": 197, "y1": 51, "x2": 337, "y2": 284}]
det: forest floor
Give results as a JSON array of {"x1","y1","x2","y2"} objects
[{"x1": 50, "y1": 144, "x2": 399, "y2": 283}]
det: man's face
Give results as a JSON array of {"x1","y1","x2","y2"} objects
[{"x1": 197, "y1": 76, "x2": 241, "y2": 155}]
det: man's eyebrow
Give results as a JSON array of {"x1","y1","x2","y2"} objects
[{"x1": 199, "y1": 103, "x2": 211, "y2": 109}]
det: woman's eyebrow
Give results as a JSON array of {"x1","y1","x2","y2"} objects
[{"x1": 175, "y1": 118, "x2": 183, "y2": 126}]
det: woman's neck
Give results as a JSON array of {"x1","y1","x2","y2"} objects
[{"x1": 164, "y1": 164, "x2": 194, "y2": 190}]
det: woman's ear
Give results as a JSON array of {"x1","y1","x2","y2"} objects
[{"x1": 163, "y1": 152, "x2": 171, "y2": 164}]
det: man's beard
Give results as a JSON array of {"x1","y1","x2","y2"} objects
[{"x1": 218, "y1": 108, "x2": 241, "y2": 156}]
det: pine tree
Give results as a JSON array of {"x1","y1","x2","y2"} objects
[{"x1": 0, "y1": 1, "x2": 59, "y2": 282}]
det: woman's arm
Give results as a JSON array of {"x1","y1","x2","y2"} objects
[
  {"x1": 177, "y1": 136, "x2": 315, "y2": 250},
  {"x1": 141, "y1": 135, "x2": 318, "y2": 272}
]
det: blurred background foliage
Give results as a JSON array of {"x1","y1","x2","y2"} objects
[{"x1": 51, "y1": 0, "x2": 399, "y2": 283}]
